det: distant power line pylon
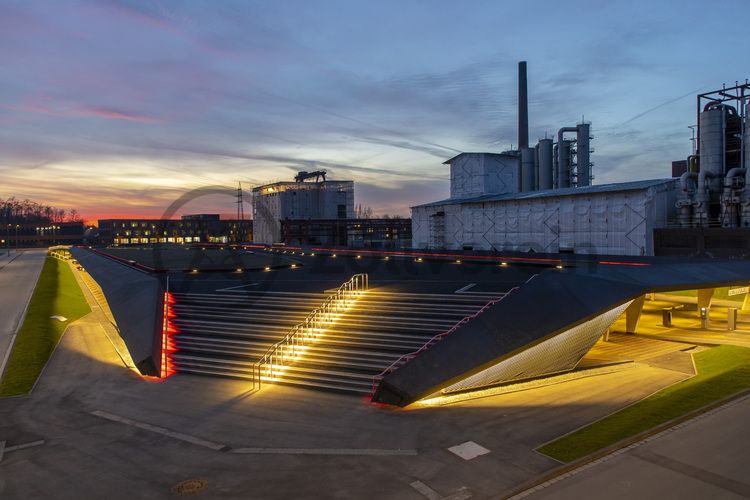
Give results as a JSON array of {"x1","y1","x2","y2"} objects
[{"x1": 236, "y1": 182, "x2": 245, "y2": 243}]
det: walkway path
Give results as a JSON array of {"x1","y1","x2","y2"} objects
[
  {"x1": 0, "y1": 250, "x2": 46, "y2": 374},
  {"x1": 514, "y1": 394, "x2": 750, "y2": 499}
]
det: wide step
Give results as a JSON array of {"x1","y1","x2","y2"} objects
[{"x1": 168, "y1": 287, "x2": 504, "y2": 396}]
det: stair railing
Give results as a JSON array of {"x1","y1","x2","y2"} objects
[
  {"x1": 253, "y1": 273, "x2": 368, "y2": 390},
  {"x1": 371, "y1": 274, "x2": 538, "y2": 394}
]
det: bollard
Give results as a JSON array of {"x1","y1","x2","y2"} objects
[
  {"x1": 662, "y1": 308, "x2": 673, "y2": 328},
  {"x1": 728, "y1": 307, "x2": 738, "y2": 331},
  {"x1": 700, "y1": 307, "x2": 710, "y2": 329}
]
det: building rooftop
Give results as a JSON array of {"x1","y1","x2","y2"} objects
[
  {"x1": 413, "y1": 178, "x2": 677, "y2": 208},
  {"x1": 252, "y1": 180, "x2": 353, "y2": 195},
  {"x1": 442, "y1": 152, "x2": 519, "y2": 164}
]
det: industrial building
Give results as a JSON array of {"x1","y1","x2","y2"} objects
[
  {"x1": 280, "y1": 217, "x2": 411, "y2": 248},
  {"x1": 414, "y1": 178, "x2": 676, "y2": 255},
  {"x1": 412, "y1": 63, "x2": 750, "y2": 257},
  {"x1": 252, "y1": 170, "x2": 354, "y2": 244},
  {"x1": 2, "y1": 221, "x2": 84, "y2": 248},
  {"x1": 97, "y1": 214, "x2": 251, "y2": 245}
]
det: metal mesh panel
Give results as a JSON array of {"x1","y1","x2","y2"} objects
[{"x1": 440, "y1": 300, "x2": 633, "y2": 394}]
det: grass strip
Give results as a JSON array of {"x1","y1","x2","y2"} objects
[
  {"x1": 0, "y1": 257, "x2": 90, "y2": 396},
  {"x1": 538, "y1": 344, "x2": 750, "y2": 462}
]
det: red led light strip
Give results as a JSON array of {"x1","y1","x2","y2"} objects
[{"x1": 160, "y1": 292, "x2": 177, "y2": 378}]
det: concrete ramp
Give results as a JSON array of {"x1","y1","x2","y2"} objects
[
  {"x1": 70, "y1": 248, "x2": 164, "y2": 376},
  {"x1": 373, "y1": 260, "x2": 750, "y2": 406}
]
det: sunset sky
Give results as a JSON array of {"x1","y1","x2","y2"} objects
[{"x1": 1, "y1": 0, "x2": 748, "y2": 224}]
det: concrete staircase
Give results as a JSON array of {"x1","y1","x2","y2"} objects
[{"x1": 169, "y1": 289, "x2": 500, "y2": 394}]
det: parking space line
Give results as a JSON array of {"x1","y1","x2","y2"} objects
[
  {"x1": 90, "y1": 410, "x2": 227, "y2": 451},
  {"x1": 0, "y1": 439, "x2": 45, "y2": 463},
  {"x1": 410, "y1": 480, "x2": 442, "y2": 500},
  {"x1": 231, "y1": 447, "x2": 417, "y2": 456}
]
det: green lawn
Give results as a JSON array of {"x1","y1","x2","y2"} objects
[
  {"x1": 0, "y1": 256, "x2": 90, "y2": 396},
  {"x1": 538, "y1": 345, "x2": 750, "y2": 463}
]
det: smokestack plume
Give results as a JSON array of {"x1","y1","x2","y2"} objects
[{"x1": 518, "y1": 61, "x2": 529, "y2": 150}]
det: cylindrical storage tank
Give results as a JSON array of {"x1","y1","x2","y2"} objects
[
  {"x1": 520, "y1": 147, "x2": 535, "y2": 192},
  {"x1": 576, "y1": 123, "x2": 591, "y2": 186},
  {"x1": 699, "y1": 106, "x2": 725, "y2": 177},
  {"x1": 537, "y1": 138, "x2": 554, "y2": 190}
]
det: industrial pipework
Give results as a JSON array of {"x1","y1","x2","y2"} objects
[
  {"x1": 676, "y1": 81, "x2": 750, "y2": 228},
  {"x1": 518, "y1": 61, "x2": 529, "y2": 150},
  {"x1": 512, "y1": 61, "x2": 593, "y2": 192}
]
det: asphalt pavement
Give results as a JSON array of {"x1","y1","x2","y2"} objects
[
  {"x1": 0, "y1": 299, "x2": 688, "y2": 499},
  {"x1": 516, "y1": 394, "x2": 750, "y2": 499},
  {"x1": 0, "y1": 249, "x2": 46, "y2": 373}
]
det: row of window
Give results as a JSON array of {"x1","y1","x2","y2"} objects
[{"x1": 113, "y1": 236, "x2": 201, "y2": 244}]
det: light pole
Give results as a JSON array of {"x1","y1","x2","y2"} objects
[
  {"x1": 5, "y1": 224, "x2": 9, "y2": 256},
  {"x1": 15, "y1": 225, "x2": 20, "y2": 250}
]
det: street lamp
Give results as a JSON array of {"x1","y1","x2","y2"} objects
[
  {"x1": 5, "y1": 224, "x2": 9, "y2": 256},
  {"x1": 15, "y1": 225, "x2": 20, "y2": 249}
]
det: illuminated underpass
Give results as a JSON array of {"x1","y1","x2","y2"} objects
[{"x1": 373, "y1": 259, "x2": 750, "y2": 406}]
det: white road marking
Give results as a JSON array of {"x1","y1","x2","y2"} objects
[
  {"x1": 4, "y1": 439, "x2": 45, "y2": 452},
  {"x1": 0, "y1": 439, "x2": 45, "y2": 462},
  {"x1": 447, "y1": 441, "x2": 490, "y2": 460},
  {"x1": 411, "y1": 481, "x2": 442, "y2": 500},
  {"x1": 90, "y1": 410, "x2": 226, "y2": 451},
  {"x1": 231, "y1": 447, "x2": 418, "y2": 456},
  {"x1": 89, "y1": 410, "x2": 416, "y2": 457},
  {"x1": 454, "y1": 283, "x2": 477, "y2": 294},
  {"x1": 410, "y1": 480, "x2": 473, "y2": 500},
  {"x1": 444, "y1": 487, "x2": 473, "y2": 500}
]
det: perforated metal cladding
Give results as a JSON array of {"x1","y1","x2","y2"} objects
[{"x1": 440, "y1": 301, "x2": 632, "y2": 394}]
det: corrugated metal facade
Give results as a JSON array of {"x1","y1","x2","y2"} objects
[
  {"x1": 252, "y1": 181, "x2": 354, "y2": 244},
  {"x1": 412, "y1": 179, "x2": 678, "y2": 256}
]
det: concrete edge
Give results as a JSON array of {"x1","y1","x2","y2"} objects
[
  {"x1": 69, "y1": 261, "x2": 134, "y2": 369},
  {"x1": 502, "y1": 386, "x2": 750, "y2": 499},
  {"x1": 416, "y1": 361, "x2": 637, "y2": 407}
]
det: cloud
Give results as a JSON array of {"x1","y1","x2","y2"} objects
[{"x1": 1, "y1": 0, "x2": 748, "y2": 220}]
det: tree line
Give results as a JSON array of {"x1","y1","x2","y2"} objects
[{"x1": 0, "y1": 197, "x2": 81, "y2": 224}]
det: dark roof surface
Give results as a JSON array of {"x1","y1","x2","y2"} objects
[
  {"x1": 413, "y1": 178, "x2": 677, "y2": 209},
  {"x1": 374, "y1": 257, "x2": 750, "y2": 406},
  {"x1": 442, "y1": 152, "x2": 519, "y2": 164}
]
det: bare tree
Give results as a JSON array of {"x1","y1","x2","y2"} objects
[
  {"x1": 67, "y1": 208, "x2": 81, "y2": 222},
  {"x1": 0, "y1": 197, "x2": 81, "y2": 224}
]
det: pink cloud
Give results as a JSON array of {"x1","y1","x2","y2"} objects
[
  {"x1": 78, "y1": 106, "x2": 162, "y2": 123},
  {"x1": 3, "y1": 94, "x2": 163, "y2": 123}
]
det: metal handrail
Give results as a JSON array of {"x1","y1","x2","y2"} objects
[
  {"x1": 371, "y1": 274, "x2": 538, "y2": 393},
  {"x1": 252, "y1": 273, "x2": 368, "y2": 390}
]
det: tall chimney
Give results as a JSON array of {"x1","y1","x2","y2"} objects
[{"x1": 518, "y1": 61, "x2": 529, "y2": 150}]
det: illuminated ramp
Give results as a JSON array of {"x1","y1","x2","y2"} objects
[
  {"x1": 372, "y1": 260, "x2": 750, "y2": 406},
  {"x1": 70, "y1": 247, "x2": 165, "y2": 376}
]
